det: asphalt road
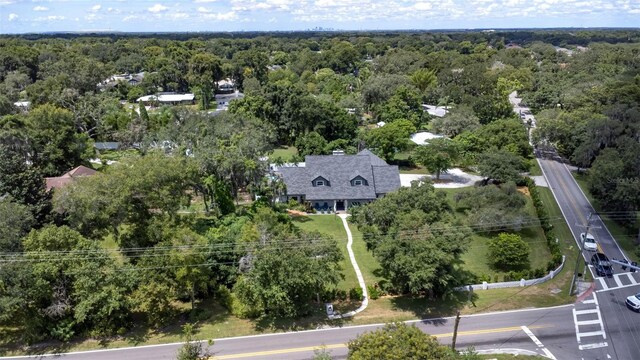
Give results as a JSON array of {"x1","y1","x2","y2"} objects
[
  {"x1": 538, "y1": 154, "x2": 640, "y2": 359},
  {"x1": 2, "y1": 306, "x2": 580, "y2": 360}
]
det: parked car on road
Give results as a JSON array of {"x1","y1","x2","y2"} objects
[
  {"x1": 626, "y1": 292, "x2": 640, "y2": 312},
  {"x1": 591, "y1": 252, "x2": 614, "y2": 277},
  {"x1": 581, "y1": 233, "x2": 598, "y2": 251}
]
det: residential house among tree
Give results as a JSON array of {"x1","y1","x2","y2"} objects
[
  {"x1": 45, "y1": 165, "x2": 97, "y2": 191},
  {"x1": 276, "y1": 149, "x2": 400, "y2": 212}
]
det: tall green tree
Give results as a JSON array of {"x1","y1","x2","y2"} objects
[
  {"x1": 431, "y1": 106, "x2": 481, "y2": 138},
  {"x1": 348, "y1": 323, "x2": 457, "y2": 360},
  {"x1": 0, "y1": 198, "x2": 34, "y2": 252},
  {"x1": 188, "y1": 53, "x2": 223, "y2": 110},
  {"x1": 25, "y1": 104, "x2": 93, "y2": 176},
  {"x1": 0, "y1": 144, "x2": 52, "y2": 225},
  {"x1": 364, "y1": 119, "x2": 416, "y2": 163},
  {"x1": 414, "y1": 139, "x2": 459, "y2": 180},
  {"x1": 410, "y1": 68, "x2": 438, "y2": 93},
  {"x1": 234, "y1": 226, "x2": 343, "y2": 318},
  {"x1": 477, "y1": 150, "x2": 526, "y2": 184}
]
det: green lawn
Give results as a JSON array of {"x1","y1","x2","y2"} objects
[
  {"x1": 269, "y1": 146, "x2": 298, "y2": 161},
  {"x1": 438, "y1": 187, "x2": 551, "y2": 280},
  {"x1": 294, "y1": 215, "x2": 360, "y2": 291},
  {"x1": 573, "y1": 173, "x2": 639, "y2": 262},
  {"x1": 399, "y1": 165, "x2": 429, "y2": 174},
  {"x1": 348, "y1": 220, "x2": 384, "y2": 286},
  {"x1": 528, "y1": 158, "x2": 543, "y2": 176}
]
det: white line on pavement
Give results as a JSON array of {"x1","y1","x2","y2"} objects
[
  {"x1": 574, "y1": 309, "x2": 599, "y2": 316},
  {"x1": 614, "y1": 274, "x2": 624, "y2": 288},
  {"x1": 597, "y1": 277, "x2": 608, "y2": 289},
  {"x1": 624, "y1": 272, "x2": 637, "y2": 284},
  {"x1": 596, "y1": 281, "x2": 640, "y2": 293},
  {"x1": 579, "y1": 342, "x2": 608, "y2": 350},
  {"x1": 521, "y1": 325, "x2": 557, "y2": 360},
  {"x1": 578, "y1": 331, "x2": 606, "y2": 340},
  {"x1": 576, "y1": 320, "x2": 602, "y2": 326}
]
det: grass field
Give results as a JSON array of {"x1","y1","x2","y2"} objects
[
  {"x1": 572, "y1": 173, "x2": 639, "y2": 262},
  {"x1": 294, "y1": 215, "x2": 359, "y2": 291},
  {"x1": 438, "y1": 187, "x2": 551, "y2": 279},
  {"x1": 528, "y1": 158, "x2": 543, "y2": 176},
  {"x1": 269, "y1": 146, "x2": 298, "y2": 161}
]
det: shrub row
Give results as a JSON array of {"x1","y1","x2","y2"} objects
[
  {"x1": 478, "y1": 267, "x2": 547, "y2": 283},
  {"x1": 526, "y1": 177, "x2": 563, "y2": 270}
]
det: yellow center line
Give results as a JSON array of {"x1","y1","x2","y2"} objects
[{"x1": 210, "y1": 325, "x2": 548, "y2": 359}]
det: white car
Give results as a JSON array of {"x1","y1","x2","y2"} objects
[
  {"x1": 580, "y1": 233, "x2": 598, "y2": 251},
  {"x1": 626, "y1": 292, "x2": 640, "y2": 312}
]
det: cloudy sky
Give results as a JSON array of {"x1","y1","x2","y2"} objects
[{"x1": 1, "y1": 0, "x2": 639, "y2": 33}]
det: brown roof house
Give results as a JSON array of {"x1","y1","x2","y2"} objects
[{"x1": 45, "y1": 166, "x2": 97, "y2": 191}]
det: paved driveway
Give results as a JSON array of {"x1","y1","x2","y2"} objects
[{"x1": 400, "y1": 168, "x2": 483, "y2": 188}]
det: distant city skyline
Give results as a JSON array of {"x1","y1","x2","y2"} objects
[{"x1": 1, "y1": 0, "x2": 639, "y2": 34}]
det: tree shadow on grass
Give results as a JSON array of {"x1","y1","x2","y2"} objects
[
  {"x1": 4, "y1": 299, "x2": 236, "y2": 356},
  {"x1": 252, "y1": 301, "x2": 359, "y2": 333},
  {"x1": 388, "y1": 291, "x2": 474, "y2": 325}
]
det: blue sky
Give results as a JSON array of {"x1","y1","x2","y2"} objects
[{"x1": 1, "y1": 0, "x2": 639, "y2": 34}]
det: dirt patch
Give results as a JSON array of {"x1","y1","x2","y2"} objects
[
  {"x1": 517, "y1": 186, "x2": 530, "y2": 197},
  {"x1": 287, "y1": 209, "x2": 308, "y2": 217}
]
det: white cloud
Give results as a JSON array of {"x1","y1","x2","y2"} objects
[
  {"x1": 413, "y1": 2, "x2": 433, "y2": 11},
  {"x1": 8, "y1": 13, "x2": 18, "y2": 21},
  {"x1": 194, "y1": 0, "x2": 218, "y2": 2},
  {"x1": 91, "y1": 4, "x2": 101, "y2": 12},
  {"x1": 168, "y1": 12, "x2": 190, "y2": 19},
  {"x1": 0, "y1": 1, "x2": 16, "y2": 5},
  {"x1": 34, "y1": 15, "x2": 65, "y2": 21},
  {"x1": 148, "y1": 4, "x2": 168, "y2": 13},
  {"x1": 33, "y1": 6, "x2": 49, "y2": 11},
  {"x1": 122, "y1": 15, "x2": 139, "y2": 22},
  {"x1": 202, "y1": 11, "x2": 238, "y2": 20},
  {"x1": 197, "y1": 6, "x2": 211, "y2": 13}
]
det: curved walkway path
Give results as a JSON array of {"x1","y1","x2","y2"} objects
[{"x1": 329, "y1": 214, "x2": 368, "y2": 319}]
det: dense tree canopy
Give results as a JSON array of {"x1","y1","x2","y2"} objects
[{"x1": 1, "y1": 29, "x2": 639, "y2": 345}]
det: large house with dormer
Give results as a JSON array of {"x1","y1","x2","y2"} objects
[{"x1": 276, "y1": 149, "x2": 400, "y2": 212}]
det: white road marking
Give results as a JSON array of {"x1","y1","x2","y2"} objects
[
  {"x1": 572, "y1": 309, "x2": 581, "y2": 343},
  {"x1": 582, "y1": 298, "x2": 596, "y2": 304},
  {"x1": 624, "y1": 272, "x2": 637, "y2": 284},
  {"x1": 521, "y1": 326, "x2": 557, "y2": 360},
  {"x1": 596, "y1": 281, "x2": 640, "y2": 293},
  {"x1": 574, "y1": 309, "x2": 599, "y2": 316},
  {"x1": 614, "y1": 274, "x2": 624, "y2": 287},
  {"x1": 576, "y1": 319, "x2": 602, "y2": 326},
  {"x1": 578, "y1": 331, "x2": 606, "y2": 339},
  {"x1": 597, "y1": 277, "x2": 608, "y2": 289},
  {"x1": 578, "y1": 342, "x2": 608, "y2": 350}
]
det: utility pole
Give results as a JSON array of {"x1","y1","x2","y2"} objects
[
  {"x1": 451, "y1": 311, "x2": 461, "y2": 351},
  {"x1": 569, "y1": 212, "x2": 592, "y2": 296}
]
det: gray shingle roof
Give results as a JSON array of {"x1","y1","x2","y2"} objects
[
  {"x1": 357, "y1": 149, "x2": 388, "y2": 166},
  {"x1": 373, "y1": 165, "x2": 401, "y2": 194},
  {"x1": 277, "y1": 150, "x2": 400, "y2": 201}
]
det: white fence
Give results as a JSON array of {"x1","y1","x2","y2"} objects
[{"x1": 461, "y1": 255, "x2": 565, "y2": 291}]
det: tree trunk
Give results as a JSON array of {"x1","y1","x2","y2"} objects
[
  {"x1": 436, "y1": 170, "x2": 441, "y2": 181},
  {"x1": 190, "y1": 284, "x2": 195, "y2": 310}
]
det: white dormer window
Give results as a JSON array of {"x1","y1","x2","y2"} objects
[
  {"x1": 316, "y1": 180, "x2": 324, "y2": 186},
  {"x1": 354, "y1": 180, "x2": 363, "y2": 186}
]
